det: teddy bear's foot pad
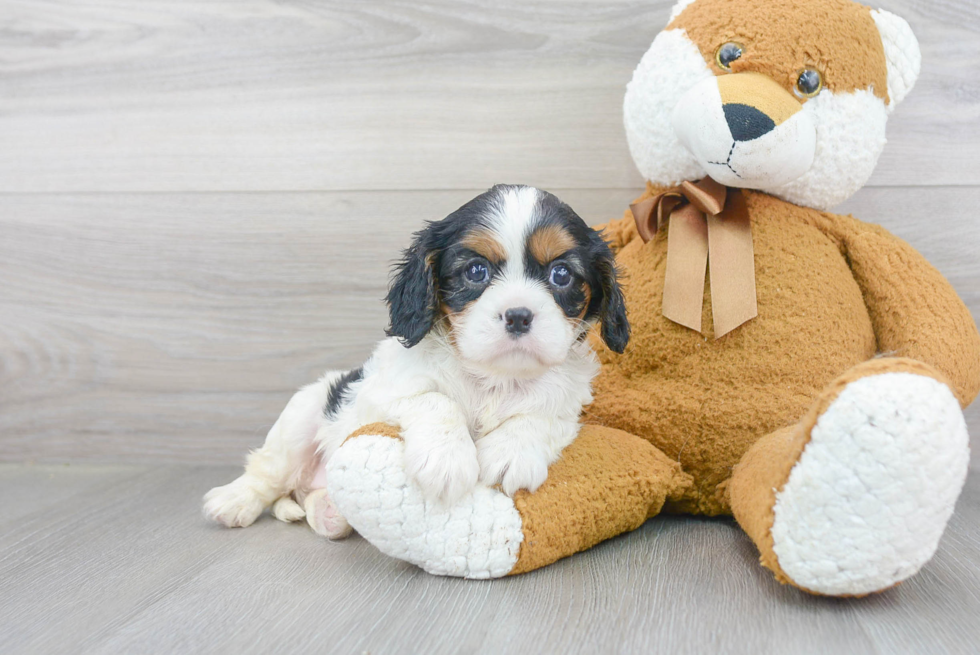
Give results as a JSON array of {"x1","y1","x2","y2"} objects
[
  {"x1": 325, "y1": 433, "x2": 523, "y2": 578},
  {"x1": 772, "y1": 372, "x2": 970, "y2": 595}
]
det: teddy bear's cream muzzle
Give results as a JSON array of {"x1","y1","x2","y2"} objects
[{"x1": 671, "y1": 71, "x2": 816, "y2": 189}]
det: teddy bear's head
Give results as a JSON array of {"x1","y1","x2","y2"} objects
[{"x1": 624, "y1": 0, "x2": 920, "y2": 210}]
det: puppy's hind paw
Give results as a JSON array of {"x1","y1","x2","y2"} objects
[
  {"x1": 202, "y1": 478, "x2": 265, "y2": 528},
  {"x1": 272, "y1": 496, "x2": 306, "y2": 523},
  {"x1": 305, "y1": 488, "x2": 353, "y2": 539}
]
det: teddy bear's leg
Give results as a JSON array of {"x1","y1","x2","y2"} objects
[
  {"x1": 325, "y1": 422, "x2": 692, "y2": 578},
  {"x1": 729, "y1": 358, "x2": 970, "y2": 596}
]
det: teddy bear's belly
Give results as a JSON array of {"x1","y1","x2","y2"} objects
[{"x1": 587, "y1": 212, "x2": 877, "y2": 514}]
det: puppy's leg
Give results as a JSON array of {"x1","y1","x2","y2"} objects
[
  {"x1": 389, "y1": 392, "x2": 480, "y2": 503},
  {"x1": 293, "y1": 442, "x2": 353, "y2": 538},
  {"x1": 303, "y1": 488, "x2": 353, "y2": 539},
  {"x1": 203, "y1": 372, "x2": 341, "y2": 527},
  {"x1": 477, "y1": 415, "x2": 580, "y2": 496}
]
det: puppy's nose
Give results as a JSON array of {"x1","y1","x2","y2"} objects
[
  {"x1": 723, "y1": 103, "x2": 776, "y2": 142},
  {"x1": 504, "y1": 307, "x2": 533, "y2": 335}
]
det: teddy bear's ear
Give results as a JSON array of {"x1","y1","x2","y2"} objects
[
  {"x1": 870, "y1": 9, "x2": 921, "y2": 110},
  {"x1": 668, "y1": 0, "x2": 697, "y2": 23}
]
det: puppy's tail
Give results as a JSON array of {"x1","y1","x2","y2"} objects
[{"x1": 203, "y1": 373, "x2": 342, "y2": 528}]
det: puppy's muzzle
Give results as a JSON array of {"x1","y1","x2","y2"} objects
[{"x1": 672, "y1": 72, "x2": 816, "y2": 189}]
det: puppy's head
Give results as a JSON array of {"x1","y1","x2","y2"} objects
[{"x1": 386, "y1": 185, "x2": 629, "y2": 377}]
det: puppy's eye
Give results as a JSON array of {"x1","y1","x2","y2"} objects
[
  {"x1": 795, "y1": 68, "x2": 823, "y2": 98},
  {"x1": 715, "y1": 42, "x2": 743, "y2": 71},
  {"x1": 549, "y1": 264, "x2": 572, "y2": 288},
  {"x1": 464, "y1": 261, "x2": 489, "y2": 284}
]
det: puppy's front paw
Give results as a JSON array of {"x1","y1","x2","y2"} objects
[
  {"x1": 404, "y1": 431, "x2": 480, "y2": 504},
  {"x1": 477, "y1": 434, "x2": 549, "y2": 497}
]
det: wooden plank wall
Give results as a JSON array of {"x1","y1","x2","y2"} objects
[{"x1": 1, "y1": 0, "x2": 978, "y2": 463}]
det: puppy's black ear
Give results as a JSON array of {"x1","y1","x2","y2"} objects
[
  {"x1": 386, "y1": 227, "x2": 439, "y2": 348},
  {"x1": 592, "y1": 236, "x2": 630, "y2": 354}
]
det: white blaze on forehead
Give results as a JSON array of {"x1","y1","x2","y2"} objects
[{"x1": 487, "y1": 185, "x2": 540, "y2": 280}]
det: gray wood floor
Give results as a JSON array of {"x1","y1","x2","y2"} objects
[
  {"x1": 2, "y1": 464, "x2": 980, "y2": 655},
  {"x1": 2, "y1": 0, "x2": 980, "y2": 653}
]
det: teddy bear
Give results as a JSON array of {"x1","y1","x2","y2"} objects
[{"x1": 323, "y1": 0, "x2": 980, "y2": 596}]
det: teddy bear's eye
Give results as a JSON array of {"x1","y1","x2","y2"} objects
[
  {"x1": 715, "y1": 42, "x2": 743, "y2": 70},
  {"x1": 795, "y1": 68, "x2": 823, "y2": 98}
]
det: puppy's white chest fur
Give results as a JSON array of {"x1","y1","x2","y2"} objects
[
  {"x1": 340, "y1": 335, "x2": 599, "y2": 447},
  {"x1": 454, "y1": 344, "x2": 598, "y2": 439}
]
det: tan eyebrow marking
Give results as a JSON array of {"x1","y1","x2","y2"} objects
[
  {"x1": 578, "y1": 282, "x2": 592, "y2": 319},
  {"x1": 461, "y1": 229, "x2": 506, "y2": 264},
  {"x1": 529, "y1": 224, "x2": 576, "y2": 265}
]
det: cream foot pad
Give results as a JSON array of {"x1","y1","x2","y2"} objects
[
  {"x1": 771, "y1": 373, "x2": 970, "y2": 595},
  {"x1": 326, "y1": 432, "x2": 524, "y2": 579}
]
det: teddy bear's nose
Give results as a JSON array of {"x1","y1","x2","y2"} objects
[{"x1": 723, "y1": 103, "x2": 776, "y2": 142}]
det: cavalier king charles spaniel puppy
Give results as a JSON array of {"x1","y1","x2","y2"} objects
[{"x1": 204, "y1": 185, "x2": 629, "y2": 538}]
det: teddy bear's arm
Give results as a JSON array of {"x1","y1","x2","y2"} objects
[{"x1": 816, "y1": 214, "x2": 980, "y2": 406}]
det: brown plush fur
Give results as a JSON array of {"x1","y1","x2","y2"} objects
[
  {"x1": 346, "y1": 188, "x2": 978, "y2": 580},
  {"x1": 727, "y1": 357, "x2": 953, "y2": 591},
  {"x1": 509, "y1": 425, "x2": 691, "y2": 575},
  {"x1": 342, "y1": 422, "x2": 692, "y2": 576},
  {"x1": 585, "y1": 185, "x2": 980, "y2": 517},
  {"x1": 344, "y1": 422, "x2": 403, "y2": 443},
  {"x1": 337, "y1": 1, "x2": 980, "y2": 591},
  {"x1": 670, "y1": 0, "x2": 890, "y2": 102}
]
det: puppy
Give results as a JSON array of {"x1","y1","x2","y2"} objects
[{"x1": 203, "y1": 184, "x2": 629, "y2": 539}]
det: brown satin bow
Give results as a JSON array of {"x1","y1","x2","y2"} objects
[{"x1": 630, "y1": 177, "x2": 757, "y2": 338}]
